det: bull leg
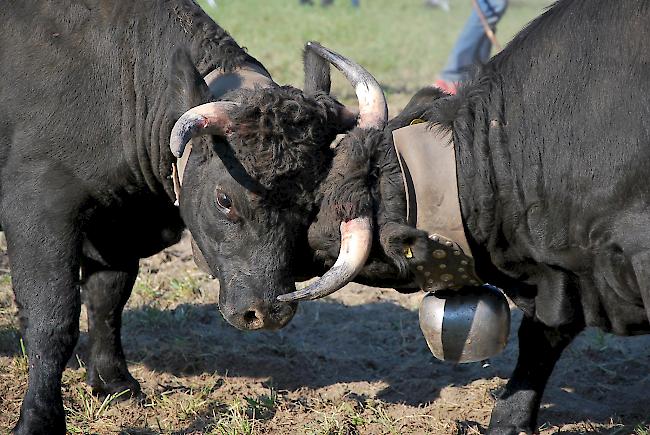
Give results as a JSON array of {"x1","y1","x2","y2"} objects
[
  {"x1": 486, "y1": 316, "x2": 581, "y2": 435},
  {"x1": 5, "y1": 198, "x2": 82, "y2": 435},
  {"x1": 81, "y1": 256, "x2": 140, "y2": 398}
]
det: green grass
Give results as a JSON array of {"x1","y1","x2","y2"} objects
[
  {"x1": 212, "y1": 399, "x2": 257, "y2": 435},
  {"x1": 198, "y1": 0, "x2": 551, "y2": 109},
  {"x1": 65, "y1": 386, "x2": 132, "y2": 424}
]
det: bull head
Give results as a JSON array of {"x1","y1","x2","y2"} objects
[{"x1": 168, "y1": 43, "x2": 395, "y2": 331}]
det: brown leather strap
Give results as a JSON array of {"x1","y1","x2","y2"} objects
[
  {"x1": 393, "y1": 122, "x2": 483, "y2": 290},
  {"x1": 204, "y1": 63, "x2": 274, "y2": 99}
]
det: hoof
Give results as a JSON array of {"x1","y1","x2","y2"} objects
[
  {"x1": 88, "y1": 372, "x2": 141, "y2": 401},
  {"x1": 13, "y1": 409, "x2": 65, "y2": 435}
]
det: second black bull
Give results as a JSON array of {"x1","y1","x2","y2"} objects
[
  {"x1": 0, "y1": 0, "x2": 411, "y2": 433},
  {"x1": 277, "y1": 0, "x2": 650, "y2": 434}
]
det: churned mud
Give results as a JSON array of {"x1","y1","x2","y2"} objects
[{"x1": 0, "y1": 234, "x2": 647, "y2": 434}]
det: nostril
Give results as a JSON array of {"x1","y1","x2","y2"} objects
[{"x1": 243, "y1": 310, "x2": 259, "y2": 324}]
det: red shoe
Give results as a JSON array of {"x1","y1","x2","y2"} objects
[{"x1": 434, "y1": 79, "x2": 457, "y2": 95}]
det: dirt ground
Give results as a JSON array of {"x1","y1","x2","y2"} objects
[{"x1": 0, "y1": 234, "x2": 648, "y2": 434}]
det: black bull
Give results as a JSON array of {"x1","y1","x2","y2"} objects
[
  {"x1": 0, "y1": 0, "x2": 380, "y2": 432},
  {"x1": 286, "y1": 1, "x2": 650, "y2": 433},
  {"x1": 1, "y1": 0, "x2": 649, "y2": 434}
]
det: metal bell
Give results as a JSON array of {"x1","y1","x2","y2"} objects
[{"x1": 419, "y1": 285, "x2": 510, "y2": 363}]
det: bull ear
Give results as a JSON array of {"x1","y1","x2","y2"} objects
[
  {"x1": 304, "y1": 42, "x2": 357, "y2": 131},
  {"x1": 303, "y1": 41, "x2": 331, "y2": 95},
  {"x1": 168, "y1": 48, "x2": 212, "y2": 117}
]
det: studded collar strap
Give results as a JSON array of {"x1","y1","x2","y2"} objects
[{"x1": 392, "y1": 121, "x2": 483, "y2": 291}]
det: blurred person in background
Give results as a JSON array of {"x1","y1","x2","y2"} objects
[{"x1": 434, "y1": 0, "x2": 508, "y2": 94}]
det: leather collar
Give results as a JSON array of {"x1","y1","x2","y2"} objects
[{"x1": 392, "y1": 121, "x2": 483, "y2": 291}]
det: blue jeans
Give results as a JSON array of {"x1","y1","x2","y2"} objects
[{"x1": 440, "y1": 0, "x2": 508, "y2": 83}]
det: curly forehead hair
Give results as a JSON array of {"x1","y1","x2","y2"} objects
[{"x1": 225, "y1": 86, "x2": 346, "y2": 206}]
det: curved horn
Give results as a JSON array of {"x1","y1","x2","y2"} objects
[
  {"x1": 277, "y1": 217, "x2": 372, "y2": 302},
  {"x1": 170, "y1": 101, "x2": 237, "y2": 158},
  {"x1": 305, "y1": 41, "x2": 387, "y2": 129}
]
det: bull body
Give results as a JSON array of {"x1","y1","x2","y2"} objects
[
  {"x1": 0, "y1": 2, "x2": 242, "y2": 432},
  {"x1": 346, "y1": 0, "x2": 650, "y2": 432},
  {"x1": 285, "y1": 0, "x2": 650, "y2": 432},
  {"x1": 0, "y1": 1, "x2": 362, "y2": 432}
]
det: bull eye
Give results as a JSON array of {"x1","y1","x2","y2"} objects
[{"x1": 216, "y1": 190, "x2": 233, "y2": 211}]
